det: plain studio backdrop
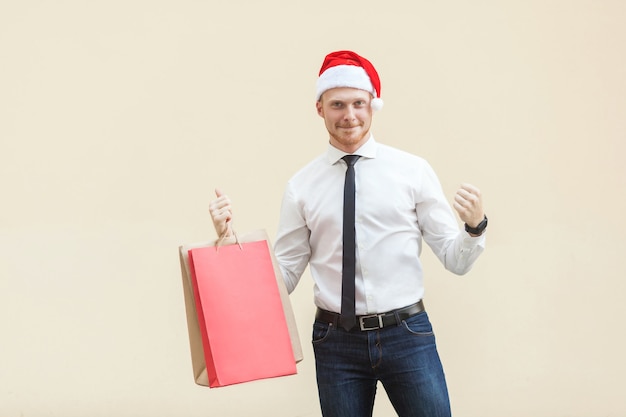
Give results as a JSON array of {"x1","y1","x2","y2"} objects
[{"x1": 1, "y1": 1, "x2": 624, "y2": 416}]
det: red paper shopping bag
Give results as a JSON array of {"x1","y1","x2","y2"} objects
[{"x1": 187, "y1": 237, "x2": 297, "y2": 388}]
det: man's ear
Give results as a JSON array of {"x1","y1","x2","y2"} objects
[{"x1": 316, "y1": 100, "x2": 323, "y2": 117}]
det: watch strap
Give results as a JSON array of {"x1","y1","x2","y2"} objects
[{"x1": 465, "y1": 215, "x2": 488, "y2": 235}]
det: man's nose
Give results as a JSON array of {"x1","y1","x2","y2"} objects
[{"x1": 343, "y1": 106, "x2": 356, "y2": 120}]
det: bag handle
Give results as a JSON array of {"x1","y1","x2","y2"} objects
[{"x1": 215, "y1": 228, "x2": 243, "y2": 252}]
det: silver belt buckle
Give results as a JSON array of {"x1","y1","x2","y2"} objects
[{"x1": 359, "y1": 313, "x2": 384, "y2": 331}]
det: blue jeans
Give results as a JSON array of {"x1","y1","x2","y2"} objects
[{"x1": 312, "y1": 311, "x2": 451, "y2": 417}]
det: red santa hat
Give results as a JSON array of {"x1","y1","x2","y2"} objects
[{"x1": 316, "y1": 50, "x2": 384, "y2": 111}]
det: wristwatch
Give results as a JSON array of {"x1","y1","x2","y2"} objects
[{"x1": 465, "y1": 215, "x2": 488, "y2": 236}]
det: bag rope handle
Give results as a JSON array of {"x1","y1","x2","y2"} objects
[{"x1": 215, "y1": 226, "x2": 243, "y2": 252}]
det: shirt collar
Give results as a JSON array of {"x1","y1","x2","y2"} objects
[{"x1": 326, "y1": 134, "x2": 378, "y2": 165}]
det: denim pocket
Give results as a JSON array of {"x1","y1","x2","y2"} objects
[
  {"x1": 401, "y1": 311, "x2": 435, "y2": 337},
  {"x1": 312, "y1": 321, "x2": 333, "y2": 344}
]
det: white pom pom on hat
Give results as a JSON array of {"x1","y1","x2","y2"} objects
[
  {"x1": 370, "y1": 97, "x2": 384, "y2": 111},
  {"x1": 316, "y1": 50, "x2": 384, "y2": 111}
]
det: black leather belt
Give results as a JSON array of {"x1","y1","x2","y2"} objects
[{"x1": 315, "y1": 300, "x2": 425, "y2": 331}]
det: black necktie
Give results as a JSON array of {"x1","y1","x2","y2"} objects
[{"x1": 340, "y1": 155, "x2": 360, "y2": 331}]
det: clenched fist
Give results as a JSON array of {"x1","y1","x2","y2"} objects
[{"x1": 453, "y1": 183, "x2": 485, "y2": 230}]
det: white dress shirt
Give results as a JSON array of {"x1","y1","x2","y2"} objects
[{"x1": 274, "y1": 135, "x2": 486, "y2": 315}]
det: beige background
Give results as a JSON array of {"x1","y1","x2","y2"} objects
[{"x1": 1, "y1": 1, "x2": 625, "y2": 416}]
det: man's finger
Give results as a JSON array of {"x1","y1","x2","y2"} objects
[{"x1": 460, "y1": 183, "x2": 480, "y2": 196}]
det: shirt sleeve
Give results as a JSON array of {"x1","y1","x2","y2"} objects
[
  {"x1": 274, "y1": 182, "x2": 312, "y2": 293},
  {"x1": 417, "y1": 162, "x2": 486, "y2": 275}
]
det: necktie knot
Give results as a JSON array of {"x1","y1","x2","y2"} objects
[{"x1": 342, "y1": 155, "x2": 360, "y2": 167}]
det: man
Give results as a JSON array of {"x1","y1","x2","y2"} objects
[{"x1": 209, "y1": 50, "x2": 487, "y2": 417}]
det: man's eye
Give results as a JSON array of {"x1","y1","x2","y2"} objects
[{"x1": 331, "y1": 102, "x2": 343, "y2": 108}]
